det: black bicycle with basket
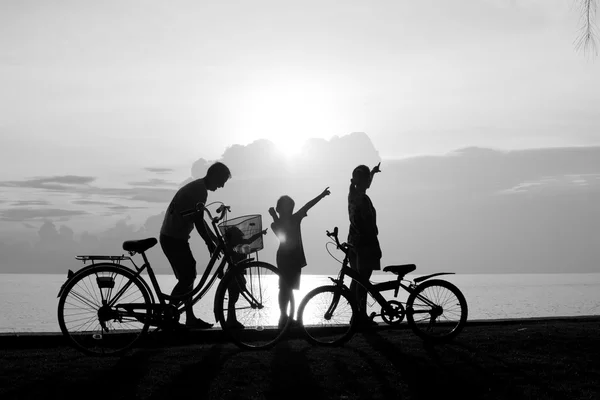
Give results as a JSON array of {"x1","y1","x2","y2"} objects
[{"x1": 57, "y1": 202, "x2": 293, "y2": 356}]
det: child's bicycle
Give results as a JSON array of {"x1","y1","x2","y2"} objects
[
  {"x1": 297, "y1": 227, "x2": 468, "y2": 345},
  {"x1": 56, "y1": 202, "x2": 293, "y2": 356}
]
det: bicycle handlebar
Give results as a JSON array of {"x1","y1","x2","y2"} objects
[{"x1": 326, "y1": 226, "x2": 352, "y2": 254}]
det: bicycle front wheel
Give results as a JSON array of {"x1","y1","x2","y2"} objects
[
  {"x1": 214, "y1": 261, "x2": 293, "y2": 350},
  {"x1": 406, "y1": 279, "x2": 468, "y2": 343},
  {"x1": 57, "y1": 264, "x2": 152, "y2": 356},
  {"x1": 297, "y1": 285, "x2": 357, "y2": 346}
]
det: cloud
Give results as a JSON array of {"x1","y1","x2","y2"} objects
[
  {"x1": 11, "y1": 200, "x2": 51, "y2": 206},
  {"x1": 71, "y1": 200, "x2": 115, "y2": 206},
  {"x1": 0, "y1": 175, "x2": 96, "y2": 191},
  {"x1": 108, "y1": 205, "x2": 147, "y2": 210},
  {"x1": 144, "y1": 167, "x2": 174, "y2": 174},
  {"x1": 1, "y1": 136, "x2": 600, "y2": 275},
  {"x1": 127, "y1": 188, "x2": 176, "y2": 203},
  {"x1": 499, "y1": 173, "x2": 600, "y2": 195},
  {"x1": 127, "y1": 178, "x2": 178, "y2": 187},
  {"x1": 0, "y1": 176, "x2": 176, "y2": 204},
  {"x1": 191, "y1": 132, "x2": 381, "y2": 180},
  {"x1": 0, "y1": 208, "x2": 88, "y2": 221},
  {"x1": 380, "y1": 145, "x2": 600, "y2": 197}
]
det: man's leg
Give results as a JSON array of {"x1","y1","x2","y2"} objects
[
  {"x1": 161, "y1": 235, "x2": 212, "y2": 329},
  {"x1": 170, "y1": 278, "x2": 195, "y2": 320}
]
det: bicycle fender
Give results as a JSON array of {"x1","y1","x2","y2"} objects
[
  {"x1": 413, "y1": 272, "x2": 455, "y2": 284},
  {"x1": 56, "y1": 263, "x2": 153, "y2": 302}
]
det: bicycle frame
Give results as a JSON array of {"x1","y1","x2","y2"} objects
[
  {"x1": 61, "y1": 202, "x2": 250, "y2": 317},
  {"x1": 325, "y1": 228, "x2": 452, "y2": 318}
]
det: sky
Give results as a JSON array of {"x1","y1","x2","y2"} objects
[{"x1": 0, "y1": 0, "x2": 599, "y2": 274}]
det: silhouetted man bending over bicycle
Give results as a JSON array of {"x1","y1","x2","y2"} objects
[{"x1": 160, "y1": 162, "x2": 232, "y2": 329}]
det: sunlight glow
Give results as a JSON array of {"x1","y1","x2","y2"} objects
[
  {"x1": 233, "y1": 78, "x2": 344, "y2": 158},
  {"x1": 276, "y1": 233, "x2": 287, "y2": 244}
]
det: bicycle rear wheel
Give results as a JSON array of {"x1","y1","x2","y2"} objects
[
  {"x1": 297, "y1": 285, "x2": 357, "y2": 346},
  {"x1": 214, "y1": 261, "x2": 292, "y2": 349},
  {"x1": 57, "y1": 264, "x2": 152, "y2": 356},
  {"x1": 406, "y1": 279, "x2": 468, "y2": 343}
]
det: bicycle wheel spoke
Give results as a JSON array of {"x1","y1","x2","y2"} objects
[
  {"x1": 80, "y1": 276, "x2": 101, "y2": 307},
  {"x1": 407, "y1": 279, "x2": 467, "y2": 342},
  {"x1": 68, "y1": 288, "x2": 100, "y2": 311},
  {"x1": 215, "y1": 262, "x2": 291, "y2": 349},
  {"x1": 298, "y1": 286, "x2": 356, "y2": 346}
]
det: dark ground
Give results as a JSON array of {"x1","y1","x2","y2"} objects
[{"x1": 1, "y1": 317, "x2": 599, "y2": 400}]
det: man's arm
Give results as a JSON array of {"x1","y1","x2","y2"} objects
[
  {"x1": 298, "y1": 187, "x2": 330, "y2": 216},
  {"x1": 194, "y1": 216, "x2": 217, "y2": 250},
  {"x1": 189, "y1": 197, "x2": 218, "y2": 257}
]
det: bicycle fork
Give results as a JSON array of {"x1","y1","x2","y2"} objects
[{"x1": 325, "y1": 278, "x2": 346, "y2": 320}]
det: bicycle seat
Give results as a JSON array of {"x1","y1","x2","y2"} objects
[
  {"x1": 122, "y1": 238, "x2": 158, "y2": 253},
  {"x1": 383, "y1": 264, "x2": 416, "y2": 276}
]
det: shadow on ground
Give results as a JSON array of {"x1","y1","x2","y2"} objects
[{"x1": 1, "y1": 320, "x2": 599, "y2": 399}]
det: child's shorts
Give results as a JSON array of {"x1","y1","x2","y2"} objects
[{"x1": 278, "y1": 268, "x2": 301, "y2": 290}]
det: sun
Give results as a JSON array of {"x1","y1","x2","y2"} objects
[{"x1": 232, "y1": 78, "x2": 343, "y2": 158}]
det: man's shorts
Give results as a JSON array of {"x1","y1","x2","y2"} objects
[{"x1": 159, "y1": 234, "x2": 196, "y2": 283}]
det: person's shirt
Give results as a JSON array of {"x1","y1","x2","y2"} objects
[
  {"x1": 271, "y1": 209, "x2": 307, "y2": 269},
  {"x1": 160, "y1": 179, "x2": 208, "y2": 240},
  {"x1": 348, "y1": 193, "x2": 379, "y2": 247}
]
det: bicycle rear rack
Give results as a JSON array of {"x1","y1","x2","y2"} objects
[{"x1": 75, "y1": 255, "x2": 130, "y2": 265}]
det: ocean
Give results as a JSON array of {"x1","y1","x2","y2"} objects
[{"x1": 1, "y1": 272, "x2": 599, "y2": 333}]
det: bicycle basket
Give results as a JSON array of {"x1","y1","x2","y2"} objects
[{"x1": 218, "y1": 214, "x2": 264, "y2": 253}]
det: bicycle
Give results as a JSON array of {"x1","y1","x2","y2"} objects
[
  {"x1": 297, "y1": 227, "x2": 468, "y2": 346},
  {"x1": 57, "y1": 202, "x2": 293, "y2": 356}
]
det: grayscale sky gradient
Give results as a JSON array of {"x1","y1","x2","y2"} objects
[{"x1": 0, "y1": 1, "x2": 598, "y2": 274}]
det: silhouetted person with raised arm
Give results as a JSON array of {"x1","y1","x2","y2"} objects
[
  {"x1": 160, "y1": 162, "x2": 231, "y2": 329},
  {"x1": 348, "y1": 163, "x2": 382, "y2": 328},
  {"x1": 269, "y1": 187, "x2": 331, "y2": 328}
]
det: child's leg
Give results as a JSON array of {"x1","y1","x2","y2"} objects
[
  {"x1": 278, "y1": 278, "x2": 291, "y2": 317},
  {"x1": 227, "y1": 274, "x2": 244, "y2": 319},
  {"x1": 227, "y1": 287, "x2": 240, "y2": 320}
]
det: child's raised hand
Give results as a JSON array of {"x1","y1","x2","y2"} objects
[
  {"x1": 371, "y1": 162, "x2": 381, "y2": 175},
  {"x1": 268, "y1": 207, "x2": 278, "y2": 220},
  {"x1": 321, "y1": 187, "x2": 331, "y2": 197}
]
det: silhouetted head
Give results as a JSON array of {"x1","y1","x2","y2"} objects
[
  {"x1": 351, "y1": 165, "x2": 371, "y2": 191},
  {"x1": 205, "y1": 162, "x2": 231, "y2": 191},
  {"x1": 225, "y1": 226, "x2": 244, "y2": 246},
  {"x1": 276, "y1": 195, "x2": 295, "y2": 217}
]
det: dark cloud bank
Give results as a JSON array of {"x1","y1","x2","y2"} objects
[{"x1": 1, "y1": 132, "x2": 599, "y2": 275}]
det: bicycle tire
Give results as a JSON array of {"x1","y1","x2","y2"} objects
[
  {"x1": 214, "y1": 261, "x2": 292, "y2": 350},
  {"x1": 406, "y1": 279, "x2": 468, "y2": 343},
  {"x1": 297, "y1": 285, "x2": 358, "y2": 346},
  {"x1": 57, "y1": 264, "x2": 152, "y2": 356}
]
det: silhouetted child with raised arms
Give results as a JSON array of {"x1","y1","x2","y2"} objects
[{"x1": 269, "y1": 187, "x2": 330, "y2": 328}]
